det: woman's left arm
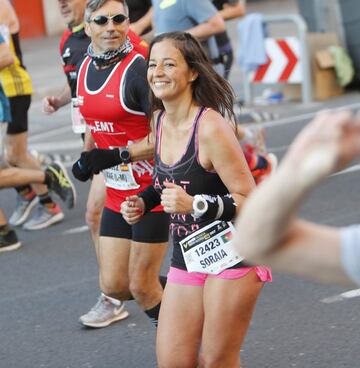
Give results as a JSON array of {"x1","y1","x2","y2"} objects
[
  {"x1": 160, "y1": 111, "x2": 255, "y2": 216},
  {"x1": 198, "y1": 110, "x2": 255, "y2": 214}
]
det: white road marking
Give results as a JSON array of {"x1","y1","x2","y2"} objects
[
  {"x1": 332, "y1": 163, "x2": 360, "y2": 176},
  {"x1": 321, "y1": 288, "x2": 360, "y2": 304},
  {"x1": 29, "y1": 139, "x2": 82, "y2": 152},
  {"x1": 264, "y1": 148, "x2": 360, "y2": 177},
  {"x1": 254, "y1": 101, "x2": 360, "y2": 129},
  {"x1": 63, "y1": 225, "x2": 89, "y2": 235},
  {"x1": 267, "y1": 144, "x2": 289, "y2": 153},
  {"x1": 28, "y1": 125, "x2": 73, "y2": 142}
]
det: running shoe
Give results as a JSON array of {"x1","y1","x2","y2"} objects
[
  {"x1": 9, "y1": 195, "x2": 38, "y2": 226},
  {"x1": 0, "y1": 228, "x2": 21, "y2": 252},
  {"x1": 22, "y1": 204, "x2": 64, "y2": 231},
  {"x1": 79, "y1": 294, "x2": 129, "y2": 328},
  {"x1": 45, "y1": 161, "x2": 77, "y2": 209},
  {"x1": 251, "y1": 153, "x2": 278, "y2": 184},
  {"x1": 242, "y1": 127, "x2": 267, "y2": 154}
]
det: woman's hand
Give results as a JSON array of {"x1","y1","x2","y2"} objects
[
  {"x1": 120, "y1": 195, "x2": 145, "y2": 224},
  {"x1": 161, "y1": 182, "x2": 193, "y2": 214}
]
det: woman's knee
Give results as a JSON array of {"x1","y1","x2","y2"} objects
[
  {"x1": 157, "y1": 354, "x2": 197, "y2": 368},
  {"x1": 198, "y1": 351, "x2": 240, "y2": 368}
]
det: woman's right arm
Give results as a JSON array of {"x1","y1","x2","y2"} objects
[{"x1": 198, "y1": 109, "x2": 255, "y2": 214}]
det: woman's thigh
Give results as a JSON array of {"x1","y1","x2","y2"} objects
[
  {"x1": 157, "y1": 282, "x2": 204, "y2": 368},
  {"x1": 200, "y1": 270, "x2": 264, "y2": 367}
]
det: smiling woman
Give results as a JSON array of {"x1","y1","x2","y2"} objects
[
  {"x1": 147, "y1": 39, "x2": 197, "y2": 103},
  {"x1": 121, "y1": 31, "x2": 272, "y2": 368}
]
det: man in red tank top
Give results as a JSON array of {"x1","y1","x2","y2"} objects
[{"x1": 72, "y1": 0, "x2": 168, "y2": 329}]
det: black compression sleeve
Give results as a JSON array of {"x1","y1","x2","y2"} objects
[
  {"x1": 200, "y1": 194, "x2": 237, "y2": 222},
  {"x1": 138, "y1": 185, "x2": 161, "y2": 213}
]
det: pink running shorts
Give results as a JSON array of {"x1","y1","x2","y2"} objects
[{"x1": 167, "y1": 266, "x2": 272, "y2": 286}]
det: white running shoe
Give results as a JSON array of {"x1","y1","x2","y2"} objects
[
  {"x1": 22, "y1": 204, "x2": 64, "y2": 231},
  {"x1": 79, "y1": 294, "x2": 129, "y2": 328},
  {"x1": 9, "y1": 195, "x2": 38, "y2": 226}
]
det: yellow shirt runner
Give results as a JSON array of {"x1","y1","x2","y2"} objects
[{"x1": 0, "y1": 31, "x2": 32, "y2": 97}]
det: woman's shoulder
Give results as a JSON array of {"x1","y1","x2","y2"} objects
[{"x1": 198, "y1": 108, "x2": 230, "y2": 139}]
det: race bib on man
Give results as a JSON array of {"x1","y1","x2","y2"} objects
[
  {"x1": 71, "y1": 98, "x2": 86, "y2": 134},
  {"x1": 179, "y1": 221, "x2": 244, "y2": 275},
  {"x1": 103, "y1": 163, "x2": 140, "y2": 190}
]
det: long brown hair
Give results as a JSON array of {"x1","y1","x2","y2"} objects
[{"x1": 148, "y1": 32, "x2": 236, "y2": 125}]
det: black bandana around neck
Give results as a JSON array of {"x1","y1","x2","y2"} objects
[{"x1": 87, "y1": 36, "x2": 133, "y2": 68}]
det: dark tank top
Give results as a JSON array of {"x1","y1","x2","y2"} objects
[{"x1": 153, "y1": 107, "x2": 243, "y2": 270}]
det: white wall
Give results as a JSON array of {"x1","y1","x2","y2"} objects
[{"x1": 42, "y1": 0, "x2": 66, "y2": 36}]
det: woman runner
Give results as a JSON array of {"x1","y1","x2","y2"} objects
[{"x1": 121, "y1": 31, "x2": 272, "y2": 368}]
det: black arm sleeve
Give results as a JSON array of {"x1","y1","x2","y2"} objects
[
  {"x1": 123, "y1": 56, "x2": 150, "y2": 117},
  {"x1": 138, "y1": 185, "x2": 161, "y2": 213}
]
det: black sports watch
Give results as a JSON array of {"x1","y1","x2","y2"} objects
[{"x1": 118, "y1": 146, "x2": 131, "y2": 164}]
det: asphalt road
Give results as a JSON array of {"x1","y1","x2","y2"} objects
[
  {"x1": 1, "y1": 94, "x2": 360, "y2": 368},
  {"x1": 2, "y1": 2, "x2": 360, "y2": 363}
]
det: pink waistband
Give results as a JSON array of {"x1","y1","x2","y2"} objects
[{"x1": 168, "y1": 266, "x2": 272, "y2": 286}]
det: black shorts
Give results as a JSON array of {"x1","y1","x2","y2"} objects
[
  {"x1": 7, "y1": 95, "x2": 31, "y2": 135},
  {"x1": 100, "y1": 207, "x2": 169, "y2": 243}
]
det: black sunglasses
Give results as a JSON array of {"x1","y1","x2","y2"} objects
[{"x1": 90, "y1": 14, "x2": 128, "y2": 26}]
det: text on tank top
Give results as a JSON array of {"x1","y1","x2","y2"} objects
[{"x1": 153, "y1": 107, "x2": 229, "y2": 243}]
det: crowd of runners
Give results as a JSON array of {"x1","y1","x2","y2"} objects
[{"x1": 1, "y1": 0, "x2": 359, "y2": 367}]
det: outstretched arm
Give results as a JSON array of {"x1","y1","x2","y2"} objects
[{"x1": 234, "y1": 110, "x2": 360, "y2": 285}]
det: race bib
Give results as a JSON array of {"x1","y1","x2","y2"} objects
[
  {"x1": 179, "y1": 221, "x2": 244, "y2": 275},
  {"x1": 0, "y1": 24, "x2": 10, "y2": 45},
  {"x1": 71, "y1": 98, "x2": 86, "y2": 134},
  {"x1": 103, "y1": 162, "x2": 140, "y2": 190}
]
